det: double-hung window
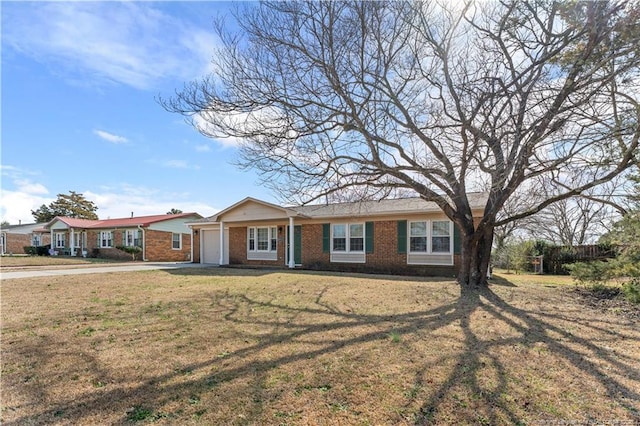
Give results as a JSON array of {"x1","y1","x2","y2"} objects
[
  {"x1": 431, "y1": 221, "x2": 451, "y2": 253},
  {"x1": 124, "y1": 230, "x2": 140, "y2": 247},
  {"x1": 248, "y1": 227, "x2": 277, "y2": 252},
  {"x1": 73, "y1": 233, "x2": 83, "y2": 248},
  {"x1": 408, "y1": 220, "x2": 452, "y2": 254},
  {"x1": 332, "y1": 223, "x2": 364, "y2": 252},
  {"x1": 55, "y1": 233, "x2": 65, "y2": 248},
  {"x1": 100, "y1": 231, "x2": 113, "y2": 248},
  {"x1": 409, "y1": 222, "x2": 428, "y2": 252},
  {"x1": 172, "y1": 233, "x2": 181, "y2": 250},
  {"x1": 32, "y1": 235, "x2": 41, "y2": 247},
  {"x1": 332, "y1": 224, "x2": 347, "y2": 251},
  {"x1": 257, "y1": 228, "x2": 269, "y2": 250}
]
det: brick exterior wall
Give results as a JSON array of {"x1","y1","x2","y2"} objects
[
  {"x1": 3, "y1": 233, "x2": 32, "y2": 255},
  {"x1": 300, "y1": 223, "x2": 329, "y2": 266},
  {"x1": 229, "y1": 226, "x2": 288, "y2": 267},
  {"x1": 226, "y1": 220, "x2": 458, "y2": 278},
  {"x1": 144, "y1": 229, "x2": 191, "y2": 262},
  {"x1": 42, "y1": 228, "x2": 192, "y2": 261},
  {"x1": 2, "y1": 232, "x2": 52, "y2": 255},
  {"x1": 301, "y1": 221, "x2": 457, "y2": 277},
  {"x1": 229, "y1": 227, "x2": 245, "y2": 264}
]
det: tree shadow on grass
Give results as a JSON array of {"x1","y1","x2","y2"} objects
[
  {"x1": 3, "y1": 272, "x2": 639, "y2": 425},
  {"x1": 412, "y1": 285, "x2": 640, "y2": 424}
]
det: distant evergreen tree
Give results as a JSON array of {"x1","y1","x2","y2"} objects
[
  {"x1": 31, "y1": 204, "x2": 55, "y2": 222},
  {"x1": 31, "y1": 191, "x2": 99, "y2": 222}
]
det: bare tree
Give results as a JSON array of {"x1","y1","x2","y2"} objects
[
  {"x1": 163, "y1": 1, "x2": 640, "y2": 288},
  {"x1": 514, "y1": 174, "x2": 629, "y2": 245},
  {"x1": 524, "y1": 196, "x2": 618, "y2": 246}
]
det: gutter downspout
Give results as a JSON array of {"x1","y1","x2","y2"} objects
[{"x1": 138, "y1": 225, "x2": 147, "y2": 261}]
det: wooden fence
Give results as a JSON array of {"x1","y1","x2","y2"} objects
[{"x1": 543, "y1": 244, "x2": 617, "y2": 275}]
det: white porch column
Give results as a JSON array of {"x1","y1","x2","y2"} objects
[
  {"x1": 219, "y1": 221, "x2": 225, "y2": 265},
  {"x1": 190, "y1": 228, "x2": 194, "y2": 263},
  {"x1": 288, "y1": 217, "x2": 295, "y2": 268},
  {"x1": 50, "y1": 229, "x2": 54, "y2": 254},
  {"x1": 70, "y1": 228, "x2": 75, "y2": 256}
]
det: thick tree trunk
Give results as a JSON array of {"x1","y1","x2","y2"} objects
[{"x1": 457, "y1": 225, "x2": 494, "y2": 289}]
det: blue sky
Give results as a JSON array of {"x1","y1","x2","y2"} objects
[{"x1": 1, "y1": 1, "x2": 275, "y2": 224}]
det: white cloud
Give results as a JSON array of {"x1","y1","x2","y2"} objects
[
  {"x1": 3, "y1": 2, "x2": 220, "y2": 90},
  {"x1": 0, "y1": 190, "x2": 53, "y2": 225},
  {"x1": 0, "y1": 165, "x2": 52, "y2": 224},
  {"x1": 83, "y1": 185, "x2": 218, "y2": 219},
  {"x1": 15, "y1": 180, "x2": 49, "y2": 195},
  {"x1": 195, "y1": 144, "x2": 211, "y2": 152},
  {"x1": 193, "y1": 113, "x2": 245, "y2": 148},
  {"x1": 94, "y1": 129, "x2": 129, "y2": 144},
  {"x1": 0, "y1": 166, "x2": 219, "y2": 224}
]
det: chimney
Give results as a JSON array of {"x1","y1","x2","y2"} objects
[
  {"x1": 19, "y1": 220, "x2": 22, "y2": 225},
  {"x1": 131, "y1": 212, "x2": 134, "y2": 218}
]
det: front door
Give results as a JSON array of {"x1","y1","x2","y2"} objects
[{"x1": 286, "y1": 225, "x2": 302, "y2": 265}]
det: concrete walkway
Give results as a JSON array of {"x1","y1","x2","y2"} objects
[{"x1": 0, "y1": 262, "x2": 213, "y2": 280}]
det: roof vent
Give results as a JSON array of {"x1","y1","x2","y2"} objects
[{"x1": 131, "y1": 212, "x2": 134, "y2": 218}]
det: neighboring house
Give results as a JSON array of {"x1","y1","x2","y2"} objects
[
  {"x1": 188, "y1": 194, "x2": 488, "y2": 276},
  {"x1": 44, "y1": 213, "x2": 202, "y2": 262},
  {"x1": 0, "y1": 223, "x2": 51, "y2": 255}
]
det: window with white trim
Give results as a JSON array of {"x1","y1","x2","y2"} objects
[
  {"x1": 32, "y1": 235, "x2": 41, "y2": 247},
  {"x1": 247, "y1": 227, "x2": 277, "y2": 252},
  {"x1": 99, "y1": 231, "x2": 113, "y2": 248},
  {"x1": 409, "y1": 222, "x2": 427, "y2": 252},
  {"x1": 408, "y1": 220, "x2": 452, "y2": 254},
  {"x1": 55, "y1": 233, "x2": 65, "y2": 248},
  {"x1": 332, "y1": 223, "x2": 364, "y2": 253},
  {"x1": 431, "y1": 221, "x2": 451, "y2": 253},
  {"x1": 73, "y1": 233, "x2": 83, "y2": 248},
  {"x1": 124, "y1": 230, "x2": 141, "y2": 247},
  {"x1": 172, "y1": 233, "x2": 181, "y2": 250}
]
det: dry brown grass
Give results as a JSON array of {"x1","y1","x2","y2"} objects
[
  {"x1": 0, "y1": 256, "x2": 122, "y2": 270},
  {"x1": 1, "y1": 268, "x2": 638, "y2": 425}
]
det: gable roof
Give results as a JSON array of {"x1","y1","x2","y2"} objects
[
  {"x1": 50, "y1": 217, "x2": 100, "y2": 229},
  {"x1": 190, "y1": 193, "x2": 488, "y2": 225},
  {"x1": 291, "y1": 192, "x2": 488, "y2": 218},
  {"x1": 45, "y1": 213, "x2": 202, "y2": 230},
  {"x1": 0, "y1": 222, "x2": 48, "y2": 234},
  {"x1": 209, "y1": 197, "x2": 304, "y2": 222}
]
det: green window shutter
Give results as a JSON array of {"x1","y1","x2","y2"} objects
[
  {"x1": 453, "y1": 222, "x2": 461, "y2": 255},
  {"x1": 365, "y1": 221, "x2": 374, "y2": 254},
  {"x1": 322, "y1": 223, "x2": 330, "y2": 253},
  {"x1": 397, "y1": 220, "x2": 407, "y2": 254},
  {"x1": 122, "y1": 231, "x2": 126, "y2": 245}
]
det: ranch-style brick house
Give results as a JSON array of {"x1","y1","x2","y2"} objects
[
  {"x1": 0, "y1": 223, "x2": 51, "y2": 255},
  {"x1": 188, "y1": 193, "x2": 488, "y2": 276},
  {"x1": 44, "y1": 213, "x2": 202, "y2": 262}
]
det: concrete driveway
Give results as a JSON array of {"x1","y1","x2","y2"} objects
[{"x1": 0, "y1": 262, "x2": 213, "y2": 280}]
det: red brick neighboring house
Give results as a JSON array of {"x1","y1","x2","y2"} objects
[
  {"x1": 187, "y1": 194, "x2": 488, "y2": 277},
  {"x1": 44, "y1": 213, "x2": 202, "y2": 262},
  {"x1": 0, "y1": 223, "x2": 51, "y2": 255}
]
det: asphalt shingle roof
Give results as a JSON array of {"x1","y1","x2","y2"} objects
[
  {"x1": 291, "y1": 192, "x2": 488, "y2": 218},
  {"x1": 47, "y1": 213, "x2": 201, "y2": 229}
]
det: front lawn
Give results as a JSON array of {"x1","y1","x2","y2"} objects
[
  {"x1": 0, "y1": 255, "x2": 123, "y2": 269},
  {"x1": 1, "y1": 268, "x2": 638, "y2": 425}
]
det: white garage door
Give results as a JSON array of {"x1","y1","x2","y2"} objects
[{"x1": 201, "y1": 229, "x2": 229, "y2": 264}]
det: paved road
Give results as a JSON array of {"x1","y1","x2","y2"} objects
[{"x1": 0, "y1": 262, "x2": 214, "y2": 280}]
